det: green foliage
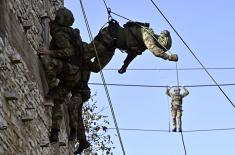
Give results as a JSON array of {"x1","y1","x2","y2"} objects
[{"x1": 82, "y1": 94, "x2": 115, "y2": 155}]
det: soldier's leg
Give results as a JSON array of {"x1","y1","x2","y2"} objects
[
  {"x1": 68, "y1": 92, "x2": 83, "y2": 141},
  {"x1": 74, "y1": 102, "x2": 90, "y2": 154},
  {"x1": 177, "y1": 110, "x2": 183, "y2": 132},
  {"x1": 142, "y1": 29, "x2": 178, "y2": 61},
  {"x1": 49, "y1": 85, "x2": 68, "y2": 143},
  {"x1": 73, "y1": 83, "x2": 91, "y2": 154},
  {"x1": 40, "y1": 56, "x2": 63, "y2": 96},
  {"x1": 171, "y1": 109, "x2": 177, "y2": 132}
]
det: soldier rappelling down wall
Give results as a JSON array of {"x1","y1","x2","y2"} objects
[
  {"x1": 85, "y1": 19, "x2": 178, "y2": 73},
  {"x1": 38, "y1": 7, "x2": 91, "y2": 154},
  {"x1": 166, "y1": 86, "x2": 189, "y2": 132}
]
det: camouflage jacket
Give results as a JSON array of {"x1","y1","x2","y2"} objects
[
  {"x1": 49, "y1": 25, "x2": 75, "y2": 60},
  {"x1": 166, "y1": 88, "x2": 189, "y2": 109}
]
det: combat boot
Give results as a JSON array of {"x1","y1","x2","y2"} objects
[
  {"x1": 168, "y1": 54, "x2": 178, "y2": 62},
  {"x1": 74, "y1": 139, "x2": 90, "y2": 154},
  {"x1": 68, "y1": 128, "x2": 77, "y2": 141},
  {"x1": 178, "y1": 128, "x2": 182, "y2": 132},
  {"x1": 172, "y1": 128, "x2": 177, "y2": 132},
  {"x1": 49, "y1": 128, "x2": 60, "y2": 143}
]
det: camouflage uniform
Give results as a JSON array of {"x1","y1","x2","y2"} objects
[
  {"x1": 40, "y1": 7, "x2": 78, "y2": 92},
  {"x1": 166, "y1": 87, "x2": 189, "y2": 132},
  {"x1": 48, "y1": 69, "x2": 91, "y2": 153},
  {"x1": 39, "y1": 7, "x2": 82, "y2": 142},
  {"x1": 49, "y1": 25, "x2": 91, "y2": 155},
  {"x1": 86, "y1": 20, "x2": 178, "y2": 73}
]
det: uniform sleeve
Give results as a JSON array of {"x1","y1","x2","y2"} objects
[
  {"x1": 182, "y1": 88, "x2": 189, "y2": 97},
  {"x1": 49, "y1": 31, "x2": 75, "y2": 59},
  {"x1": 142, "y1": 28, "x2": 169, "y2": 60},
  {"x1": 142, "y1": 28, "x2": 165, "y2": 57},
  {"x1": 166, "y1": 88, "x2": 173, "y2": 97}
]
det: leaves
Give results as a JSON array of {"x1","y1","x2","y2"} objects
[{"x1": 82, "y1": 94, "x2": 114, "y2": 155}]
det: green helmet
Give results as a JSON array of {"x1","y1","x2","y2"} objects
[
  {"x1": 55, "y1": 7, "x2": 74, "y2": 27},
  {"x1": 157, "y1": 30, "x2": 172, "y2": 51}
]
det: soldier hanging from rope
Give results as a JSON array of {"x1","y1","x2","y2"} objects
[
  {"x1": 37, "y1": 7, "x2": 91, "y2": 154},
  {"x1": 84, "y1": 19, "x2": 178, "y2": 73},
  {"x1": 166, "y1": 86, "x2": 189, "y2": 132}
]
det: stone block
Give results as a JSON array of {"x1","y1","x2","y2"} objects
[
  {"x1": 10, "y1": 53, "x2": 22, "y2": 64},
  {"x1": 44, "y1": 98, "x2": 54, "y2": 107},
  {"x1": 59, "y1": 141, "x2": 66, "y2": 147},
  {"x1": 0, "y1": 65, "x2": 9, "y2": 71},
  {"x1": 4, "y1": 91, "x2": 19, "y2": 101},
  {"x1": 21, "y1": 115, "x2": 34, "y2": 122},
  {"x1": 40, "y1": 139, "x2": 49, "y2": 148},
  {"x1": 0, "y1": 122, "x2": 7, "y2": 130},
  {"x1": 22, "y1": 20, "x2": 32, "y2": 32},
  {"x1": 40, "y1": 11, "x2": 49, "y2": 19},
  {"x1": 0, "y1": 37, "x2": 4, "y2": 53}
]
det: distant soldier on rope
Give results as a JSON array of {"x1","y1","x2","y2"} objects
[{"x1": 166, "y1": 86, "x2": 189, "y2": 132}]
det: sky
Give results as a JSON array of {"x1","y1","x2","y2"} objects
[{"x1": 64, "y1": 0, "x2": 235, "y2": 154}]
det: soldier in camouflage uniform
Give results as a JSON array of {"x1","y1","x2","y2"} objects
[
  {"x1": 38, "y1": 7, "x2": 78, "y2": 96},
  {"x1": 166, "y1": 86, "x2": 189, "y2": 132},
  {"x1": 51, "y1": 69, "x2": 91, "y2": 154},
  {"x1": 38, "y1": 7, "x2": 91, "y2": 153},
  {"x1": 85, "y1": 20, "x2": 178, "y2": 73}
]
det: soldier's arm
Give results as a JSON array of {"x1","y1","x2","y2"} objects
[
  {"x1": 118, "y1": 54, "x2": 137, "y2": 74},
  {"x1": 166, "y1": 87, "x2": 172, "y2": 97},
  {"x1": 182, "y1": 87, "x2": 189, "y2": 97},
  {"x1": 49, "y1": 32, "x2": 75, "y2": 59},
  {"x1": 142, "y1": 28, "x2": 169, "y2": 60}
]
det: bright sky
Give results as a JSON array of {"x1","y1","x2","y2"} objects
[{"x1": 65, "y1": 0, "x2": 235, "y2": 154}]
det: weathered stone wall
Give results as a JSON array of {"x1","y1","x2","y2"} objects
[{"x1": 0, "y1": 0, "x2": 74, "y2": 154}]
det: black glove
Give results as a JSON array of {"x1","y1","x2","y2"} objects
[{"x1": 118, "y1": 65, "x2": 127, "y2": 74}]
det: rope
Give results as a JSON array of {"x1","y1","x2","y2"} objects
[
  {"x1": 102, "y1": 0, "x2": 112, "y2": 20},
  {"x1": 79, "y1": 1, "x2": 126, "y2": 154},
  {"x1": 107, "y1": 127, "x2": 235, "y2": 133},
  {"x1": 166, "y1": 95, "x2": 171, "y2": 132},
  {"x1": 180, "y1": 132, "x2": 187, "y2": 155},
  {"x1": 174, "y1": 59, "x2": 187, "y2": 155},
  {"x1": 176, "y1": 62, "x2": 180, "y2": 87},
  {"x1": 149, "y1": 0, "x2": 235, "y2": 110},
  {"x1": 89, "y1": 82, "x2": 235, "y2": 88},
  {"x1": 103, "y1": 67, "x2": 235, "y2": 71}
]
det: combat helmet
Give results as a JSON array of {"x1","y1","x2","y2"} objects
[
  {"x1": 157, "y1": 30, "x2": 172, "y2": 51},
  {"x1": 55, "y1": 7, "x2": 74, "y2": 27}
]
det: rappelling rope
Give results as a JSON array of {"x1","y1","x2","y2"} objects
[{"x1": 79, "y1": 0, "x2": 126, "y2": 154}]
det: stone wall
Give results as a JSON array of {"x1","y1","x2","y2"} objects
[{"x1": 0, "y1": 0, "x2": 74, "y2": 154}]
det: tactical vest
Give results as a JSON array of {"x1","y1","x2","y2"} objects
[
  {"x1": 49, "y1": 26, "x2": 74, "y2": 52},
  {"x1": 50, "y1": 25, "x2": 83, "y2": 82},
  {"x1": 116, "y1": 22, "x2": 149, "y2": 55},
  {"x1": 171, "y1": 95, "x2": 183, "y2": 109}
]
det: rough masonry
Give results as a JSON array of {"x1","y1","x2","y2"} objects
[{"x1": 0, "y1": 0, "x2": 74, "y2": 154}]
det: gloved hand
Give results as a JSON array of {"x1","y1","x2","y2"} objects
[
  {"x1": 168, "y1": 54, "x2": 178, "y2": 62},
  {"x1": 118, "y1": 65, "x2": 127, "y2": 74}
]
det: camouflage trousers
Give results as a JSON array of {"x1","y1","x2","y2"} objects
[
  {"x1": 40, "y1": 56, "x2": 80, "y2": 90},
  {"x1": 51, "y1": 78, "x2": 91, "y2": 140},
  {"x1": 51, "y1": 85, "x2": 68, "y2": 130},
  {"x1": 171, "y1": 108, "x2": 182, "y2": 129},
  {"x1": 68, "y1": 83, "x2": 91, "y2": 140},
  {"x1": 40, "y1": 56, "x2": 64, "y2": 89}
]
